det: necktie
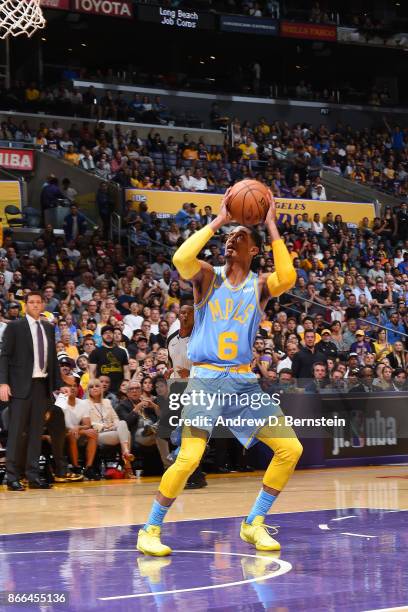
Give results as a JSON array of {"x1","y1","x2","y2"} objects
[{"x1": 36, "y1": 321, "x2": 45, "y2": 371}]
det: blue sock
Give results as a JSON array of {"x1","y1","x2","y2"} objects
[
  {"x1": 144, "y1": 500, "x2": 170, "y2": 530},
  {"x1": 246, "y1": 489, "x2": 276, "y2": 524}
]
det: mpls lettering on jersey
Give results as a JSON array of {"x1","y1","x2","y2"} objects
[
  {"x1": 159, "y1": 7, "x2": 199, "y2": 28},
  {"x1": 332, "y1": 410, "x2": 397, "y2": 456},
  {"x1": 208, "y1": 299, "x2": 254, "y2": 324},
  {"x1": 188, "y1": 268, "x2": 261, "y2": 366},
  {"x1": 73, "y1": 0, "x2": 132, "y2": 18}
]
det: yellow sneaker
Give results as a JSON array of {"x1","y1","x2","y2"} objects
[
  {"x1": 240, "y1": 516, "x2": 281, "y2": 551},
  {"x1": 137, "y1": 557, "x2": 172, "y2": 583},
  {"x1": 136, "y1": 525, "x2": 172, "y2": 557}
]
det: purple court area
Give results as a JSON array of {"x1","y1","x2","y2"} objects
[{"x1": 0, "y1": 508, "x2": 407, "y2": 611}]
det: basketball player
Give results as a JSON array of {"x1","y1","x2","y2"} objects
[{"x1": 137, "y1": 191, "x2": 302, "y2": 556}]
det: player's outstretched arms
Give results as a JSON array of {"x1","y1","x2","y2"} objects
[
  {"x1": 259, "y1": 191, "x2": 297, "y2": 303},
  {"x1": 173, "y1": 189, "x2": 232, "y2": 304}
]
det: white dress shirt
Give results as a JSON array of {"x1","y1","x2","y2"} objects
[
  {"x1": 26, "y1": 314, "x2": 48, "y2": 378},
  {"x1": 277, "y1": 356, "x2": 293, "y2": 373},
  {"x1": 58, "y1": 395, "x2": 89, "y2": 429},
  {"x1": 123, "y1": 314, "x2": 144, "y2": 331}
]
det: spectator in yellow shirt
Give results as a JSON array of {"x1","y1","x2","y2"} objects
[
  {"x1": 208, "y1": 145, "x2": 222, "y2": 161},
  {"x1": 64, "y1": 145, "x2": 80, "y2": 166},
  {"x1": 25, "y1": 82, "x2": 40, "y2": 102},
  {"x1": 60, "y1": 330, "x2": 79, "y2": 360},
  {"x1": 301, "y1": 255, "x2": 324, "y2": 272},
  {"x1": 34, "y1": 130, "x2": 47, "y2": 147},
  {"x1": 255, "y1": 118, "x2": 270, "y2": 137},
  {"x1": 286, "y1": 242, "x2": 299, "y2": 261},
  {"x1": 182, "y1": 143, "x2": 199, "y2": 161},
  {"x1": 239, "y1": 136, "x2": 258, "y2": 160}
]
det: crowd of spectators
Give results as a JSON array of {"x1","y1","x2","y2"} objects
[{"x1": 5, "y1": 112, "x2": 408, "y2": 202}]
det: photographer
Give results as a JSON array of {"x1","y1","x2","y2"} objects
[{"x1": 116, "y1": 382, "x2": 161, "y2": 463}]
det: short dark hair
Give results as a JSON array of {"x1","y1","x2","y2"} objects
[
  {"x1": 249, "y1": 227, "x2": 263, "y2": 250},
  {"x1": 24, "y1": 291, "x2": 44, "y2": 303}
]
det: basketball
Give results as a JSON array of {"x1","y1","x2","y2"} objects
[{"x1": 226, "y1": 179, "x2": 270, "y2": 226}]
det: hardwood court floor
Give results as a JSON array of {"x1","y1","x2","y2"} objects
[{"x1": 1, "y1": 465, "x2": 407, "y2": 536}]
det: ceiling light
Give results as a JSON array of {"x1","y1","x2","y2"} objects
[{"x1": 81, "y1": 43, "x2": 87, "y2": 47}]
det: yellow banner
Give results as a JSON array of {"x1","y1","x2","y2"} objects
[
  {"x1": 0, "y1": 181, "x2": 22, "y2": 227},
  {"x1": 124, "y1": 189, "x2": 376, "y2": 225}
]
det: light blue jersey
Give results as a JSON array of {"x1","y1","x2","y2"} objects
[{"x1": 188, "y1": 266, "x2": 262, "y2": 367}]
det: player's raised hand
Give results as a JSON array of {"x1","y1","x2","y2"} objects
[
  {"x1": 214, "y1": 187, "x2": 233, "y2": 227},
  {"x1": 265, "y1": 188, "x2": 277, "y2": 225}
]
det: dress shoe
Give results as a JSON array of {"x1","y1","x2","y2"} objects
[
  {"x1": 28, "y1": 479, "x2": 52, "y2": 489},
  {"x1": 185, "y1": 479, "x2": 208, "y2": 489},
  {"x1": 213, "y1": 466, "x2": 231, "y2": 474},
  {"x1": 7, "y1": 480, "x2": 25, "y2": 491}
]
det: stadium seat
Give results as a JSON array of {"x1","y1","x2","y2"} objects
[{"x1": 5, "y1": 205, "x2": 24, "y2": 228}]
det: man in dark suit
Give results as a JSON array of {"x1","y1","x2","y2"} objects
[
  {"x1": 200, "y1": 205, "x2": 216, "y2": 226},
  {"x1": 63, "y1": 204, "x2": 87, "y2": 241},
  {"x1": 0, "y1": 291, "x2": 67, "y2": 491}
]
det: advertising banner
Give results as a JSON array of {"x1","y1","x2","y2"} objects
[
  {"x1": 0, "y1": 149, "x2": 34, "y2": 171},
  {"x1": 124, "y1": 189, "x2": 376, "y2": 225},
  {"x1": 71, "y1": 0, "x2": 133, "y2": 18},
  {"x1": 220, "y1": 15, "x2": 278, "y2": 36},
  {"x1": 136, "y1": 4, "x2": 215, "y2": 30},
  {"x1": 281, "y1": 20, "x2": 337, "y2": 42},
  {"x1": 321, "y1": 394, "x2": 408, "y2": 460},
  {"x1": 40, "y1": 0, "x2": 70, "y2": 9}
]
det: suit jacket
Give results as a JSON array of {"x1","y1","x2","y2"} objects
[
  {"x1": 63, "y1": 212, "x2": 87, "y2": 241},
  {"x1": 200, "y1": 214, "x2": 216, "y2": 226},
  {"x1": 0, "y1": 318, "x2": 62, "y2": 399}
]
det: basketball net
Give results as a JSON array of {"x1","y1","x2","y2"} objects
[{"x1": 0, "y1": 0, "x2": 46, "y2": 39}]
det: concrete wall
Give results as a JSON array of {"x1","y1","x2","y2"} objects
[
  {"x1": 0, "y1": 111, "x2": 224, "y2": 145},
  {"x1": 74, "y1": 80, "x2": 408, "y2": 130},
  {"x1": 28, "y1": 152, "x2": 120, "y2": 222},
  {"x1": 322, "y1": 170, "x2": 400, "y2": 212}
]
